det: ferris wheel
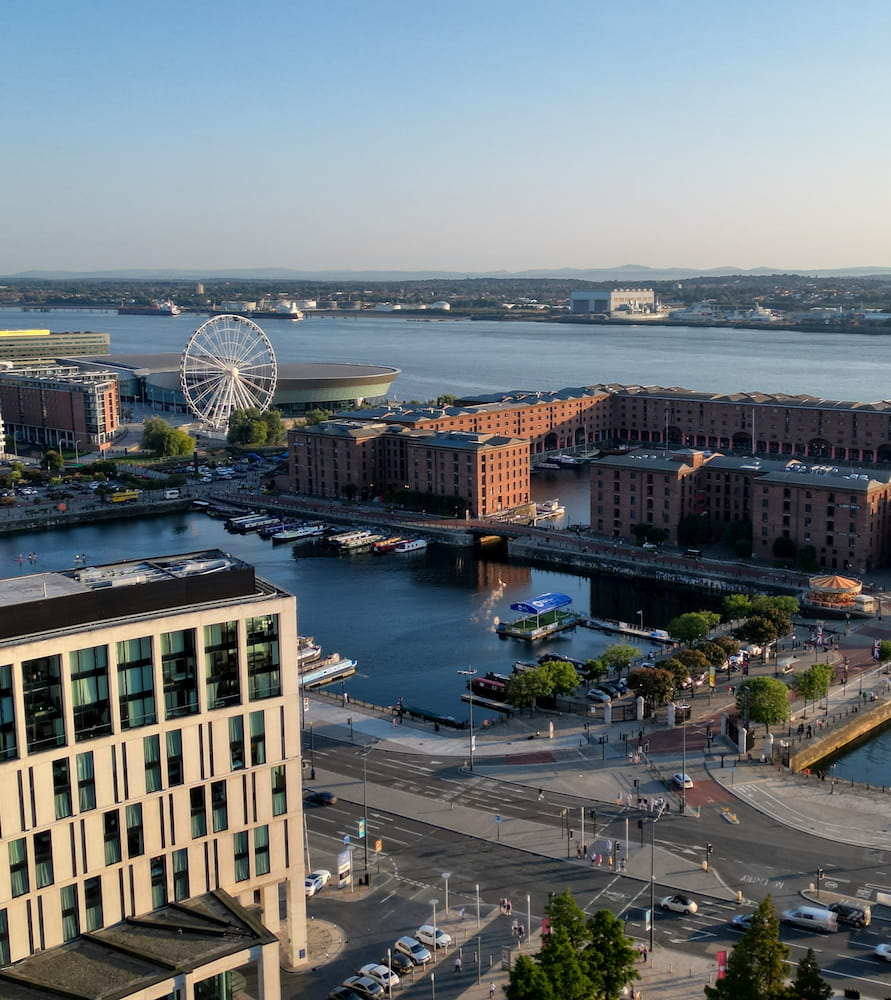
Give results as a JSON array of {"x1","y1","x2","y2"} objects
[{"x1": 180, "y1": 314, "x2": 278, "y2": 431}]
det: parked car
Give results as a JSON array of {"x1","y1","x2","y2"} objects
[
  {"x1": 358, "y1": 964, "x2": 400, "y2": 990},
  {"x1": 328, "y1": 988, "x2": 363, "y2": 1000},
  {"x1": 599, "y1": 682, "x2": 622, "y2": 697},
  {"x1": 341, "y1": 975, "x2": 384, "y2": 999},
  {"x1": 671, "y1": 773, "x2": 694, "y2": 790},
  {"x1": 586, "y1": 688, "x2": 611, "y2": 703},
  {"x1": 415, "y1": 924, "x2": 452, "y2": 949},
  {"x1": 304, "y1": 869, "x2": 332, "y2": 896},
  {"x1": 660, "y1": 894, "x2": 698, "y2": 915},
  {"x1": 828, "y1": 902, "x2": 871, "y2": 928},
  {"x1": 394, "y1": 936, "x2": 432, "y2": 965},
  {"x1": 386, "y1": 952, "x2": 414, "y2": 975},
  {"x1": 305, "y1": 790, "x2": 338, "y2": 806}
]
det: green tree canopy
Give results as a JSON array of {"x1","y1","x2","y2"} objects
[
  {"x1": 723, "y1": 594, "x2": 753, "y2": 621},
  {"x1": 673, "y1": 649, "x2": 709, "y2": 673},
  {"x1": 599, "y1": 643, "x2": 638, "y2": 675},
  {"x1": 43, "y1": 449, "x2": 63, "y2": 472},
  {"x1": 791, "y1": 663, "x2": 833, "y2": 709},
  {"x1": 660, "y1": 657, "x2": 692, "y2": 689},
  {"x1": 789, "y1": 947, "x2": 832, "y2": 1000},
  {"x1": 537, "y1": 923, "x2": 592, "y2": 1000},
  {"x1": 544, "y1": 890, "x2": 589, "y2": 948},
  {"x1": 695, "y1": 641, "x2": 730, "y2": 668},
  {"x1": 142, "y1": 417, "x2": 194, "y2": 457},
  {"x1": 504, "y1": 954, "x2": 555, "y2": 1000},
  {"x1": 711, "y1": 635, "x2": 740, "y2": 656},
  {"x1": 627, "y1": 667, "x2": 676, "y2": 705},
  {"x1": 668, "y1": 611, "x2": 719, "y2": 644},
  {"x1": 737, "y1": 677, "x2": 791, "y2": 732},
  {"x1": 704, "y1": 896, "x2": 789, "y2": 1000},
  {"x1": 227, "y1": 406, "x2": 285, "y2": 446},
  {"x1": 734, "y1": 615, "x2": 781, "y2": 647},
  {"x1": 581, "y1": 909, "x2": 639, "y2": 1000},
  {"x1": 542, "y1": 659, "x2": 581, "y2": 697}
]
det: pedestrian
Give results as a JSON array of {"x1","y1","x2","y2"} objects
[
  {"x1": 582, "y1": 843, "x2": 588, "y2": 858},
  {"x1": 596, "y1": 853, "x2": 602, "y2": 867},
  {"x1": 638, "y1": 942, "x2": 646, "y2": 962},
  {"x1": 642, "y1": 944, "x2": 648, "y2": 963},
  {"x1": 455, "y1": 956, "x2": 462, "y2": 975},
  {"x1": 490, "y1": 983, "x2": 496, "y2": 999},
  {"x1": 459, "y1": 906, "x2": 465, "y2": 920},
  {"x1": 506, "y1": 899, "x2": 512, "y2": 916},
  {"x1": 577, "y1": 844, "x2": 582, "y2": 859},
  {"x1": 537, "y1": 788, "x2": 544, "y2": 802}
]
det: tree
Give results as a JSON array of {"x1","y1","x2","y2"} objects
[
  {"x1": 880, "y1": 639, "x2": 891, "y2": 662},
  {"x1": 696, "y1": 641, "x2": 730, "y2": 668},
  {"x1": 789, "y1": 947, "x2": 832, "y2": 1000},
  {"x1": 704, "y1": 896, "x2": 789, "y2": 1000},
  {"x1": 43, "y1": 449, "x2": 63, "y2": 472},
  {"x1": 734, "y1": 615, "x2": 781, "y2": 648},
  {"x1": 627, "y1": 667, "x2": 676, "y2": 705},
  {"x1": 227, "y1": 407, "x2": 285, "y2": 446},
  {"x1": 736, "y1": 677, "x2": 791, "y2": 732},
  {"x1": 797, "y1": 544, "x2": 819, "y2": 571},
  {"x1": 600, "y1": 643, "x2": 638, "y2": 676},
  {"x1": 541, "y1": 659, "x2": 581, "y2": 698},
  {"x1": 711, "y1": 635, "x2": 740, "y2": 657},
  {"x1": 723, "y1": 594, "x2": 753, "y2": 622},
  {"x1": 673, "y1": 649, "x2": 709, "y2": 674},
  {"x1": 791, "y1": 664, "x2": 832, "y2": 711},
  {"x1": 660, "y1": 657, "x2": 692, "y2": 689},
  {"x1": 303, "y1": 407, "x2": 331, "y2": 426},
  {"x1": 544, "y1": 890, "x2": 589, "y2": 948},
  {"x1": 772, "y1": 535, "x2": 797, "y2": 560},
  {"x1": 504, "y1": 954, "x2": 555, "y2": 1000},
  {"x1": 505, "y1": 666, "x2": 555, "y2": 713},
  {"x1": 582, "y1": 909, "x2": 639, "y2": 1000},
  {"x1": 537, "y1": 923, "x2": 592, "y2": 1000},
  {"x1": 668, "y1": 612, "x2": 719, "y2": 645},
  {"x1": 142, "y1": 417, "x2": 193, "y2": 457},
  {"x1": 583, "y1": 658, "x2": 606, "y2": 683}
]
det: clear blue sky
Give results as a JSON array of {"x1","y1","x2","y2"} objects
[{"x1": 4, "y1": 0, "x2": 890, "y2": 274}]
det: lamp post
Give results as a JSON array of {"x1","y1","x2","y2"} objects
[
  {"x1": 430, "y1": 898, "x2": 439, "y2": 961},
  {"x1": 649, "y1": 815, "x2": 657, "y2": 956},
  {"x1": 526, "y1": 893, "x2": 531, "y2": 949},
  {"x1": 457, "y1": 668, "x2": 476, "y2": 770},
  {"x1": 637, "y1": 610, "x2": 644, "y2": 630},
  {"x1": 309, "y1": 721, "x2": 316, "y2": 781},
  {"x1": 360, "y1": 739, "x2": 380, "y2": 885},
  {"x1": 442, "y1": 872, "x2": 451, "y2": 918},
  {"x1": 475, "y1": 882, "x2": 481, "y2": 929}
]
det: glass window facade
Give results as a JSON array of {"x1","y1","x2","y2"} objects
[
  {"x1": 249, "y1": 711, "x2": 266, "y2": 766},
  {"x1": 103, "y1": 810, "x2": 121, "y2": 864},
  {"x1": 166, "y1": 729, "x2": 184, "y2": 786},
  {"x1": 84, "y1": 875, "x2": 103, "y2": 931},
  {"x1": 150, "y1": 855, "x2": 168, "y2": 909},
  {"x1": 23, "y1": 654, "x2": 64, "y2": 753},
  {"x1": 271, "y1": 764, "x2": 287, "y2": 816},
  {"x1": 233, "y1": 831, "x2": 250, "y2": 882},
  {"x1": 204, "y1": 621, "x2": 241, "y2": 709},
  {"x1": 254, "y1": 825, "x2": 270, "y2": 876},
  {"x1": 117, "y1": 636, "x2": 156, "y2": 729},
  {"x1": 144, "y1": 734, "x2": 162, "y2": 793},
  {"x1": 172, "y1": 848, "x2": 190, "y2": 901},
  {"x1": 161, "y1": 629, "x2": 198, "y2": 719},
  {"x1": 53, "y1": 758, "x2": 72, "y2": 819},
  {"x1": 0, "y1": 909, "x2": 8, "y2": 965},
  {"x1": 77, "y1": 751, "x2": 96, "y2": 811},
  {"x1": 190, "y1": 787, "x2": 207, "y2": 838},
  {"x1": 246, "y1": 614, "x2": 281, "y2": 700},
  {"x1": 229, "y1": 716, "x2": 245, "y2": 770},
  {"x1": 70, "y1": 645, "x2": 112, "y2": 741},
  {"x1": 9, "y1": 838, "x2": 28, "y2": 897},
  {"x1": 61, "y1": 884, "x2": 79, "y2": 941},
  {"x1": 0, "y1": 665, "x2": 16, "y2": 761},
  {"x1": 126, "y1": 804, "x2": 144, "y2": 858},
  {"x1": 211, "y1": 781, "x2": 228, "y2": 833},
  {"x1": 34, "y1": 830, "x2": 53, "y2": 888}
]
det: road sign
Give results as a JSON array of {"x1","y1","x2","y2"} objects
[
  {"x1": 358, "y1": 817, "x2": 366, "y2": 838},
  {"x1": 343, "y1": 834, "x2": 350, "y2": 845},
  {"x1": 495, "y1": 813, "x2": 501, "y2": 823}
]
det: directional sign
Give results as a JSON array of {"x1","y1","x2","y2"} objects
[
  {"x1": 495, "y1": 814, "x2": 501, "y2": 823},
  {"x1": 343, "y1": 834, "x2": 350, "y2": 845}
]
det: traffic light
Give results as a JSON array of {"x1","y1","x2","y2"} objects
[
  {"x1": 590, "y1": 809, "x2": 597, "y2": 835},
  {"x1": 570, "y1": 829, "x2": 574, "y2": 839},
  {"x1": 707, "y1": 843, "x2": 713, "y2": 855},
  {"x1": 817, "y1": 867, "x2": 824, "y2": 880}
]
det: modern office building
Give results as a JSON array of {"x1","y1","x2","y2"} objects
[
  {"x1": 0, "y1": 551, "x2": 307, "y2": 999},
  {"x1": 0, "y1": 329, "x2": 110, "y2": 361}
]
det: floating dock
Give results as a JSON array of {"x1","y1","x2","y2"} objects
[{"x1": 495, "y1": 591, "x2": 583, "y2": 641}]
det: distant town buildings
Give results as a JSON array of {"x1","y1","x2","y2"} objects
[
  {"x1": 0, "y1": 328, "x2": 110, "y2": 361},
  {"x1": 0, "y1": 551, "x2": 307, "y2": 998},
  {"x1": 570, "y1": 288, "x2": 659, "y2": 316}
]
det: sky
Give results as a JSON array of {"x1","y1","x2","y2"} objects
[{"x1": 3, "y1": 0, "x2": 891, "y2": 275}]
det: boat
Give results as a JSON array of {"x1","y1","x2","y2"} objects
[
  {"x1": 553, "y1": 454, "x2": 583, "y2": 466},
  {"x1": 533, "y1": 462, "x2": 561, "y2": 471},
  {"x1": 586, "y1": 617, "x2": 673, "y2": 643},
  {"x1": 118, "y1": 300, "x2": 182, "y2": 316},
  {"x1": 299, "y1": 655, "x2": 357, "y2": 688},
  {"x1": 535, "y1": 499, "x2": 565, "y2": 519},
  {"x1": 297, "y1": 636, "x2": 322, "y2": 664},
  {"x1": 326, "y1": 529, "x2": 372, "y2": 547},
  {"x1": 270, "y1": 522, "x2": 326, "y2": 543},
  {"x1": 338, "y1": 532, "x2": 384, "y2": 551},
  {"x1": 495, "y1": 591, "x2": 583, "y2": 641},
  {"x1": 373, "y1": 535, "x2": 404, "y2": 553},
  {"x1": 394, "y1": 538, "x2": 427, "y2": 552},
  {"x1": 229, "y1": 515, "x2": 281, "y2": 535},
  {"x1": 257, "y1": 520, "x2": 285, "y2": 539}
]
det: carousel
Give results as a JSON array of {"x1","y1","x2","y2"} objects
[{"x1": 804, "y1": 574, "x2": 864, "y2": 616}]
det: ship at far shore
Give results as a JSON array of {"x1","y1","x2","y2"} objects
[{"x1": 118, "y1": 299, "x2": 182, "y2": 316}]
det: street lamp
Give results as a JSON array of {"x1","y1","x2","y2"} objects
[
  {"x1": 649, "y1": 814, "x2": 660, "y2": 956},
  {"x1": 309, "y1": 721, "x2": 316, "y2": 781},
  {"x1": 442, "y1": 872, "x2": 451, "y2": 918},
  {"x1": 360, "y1": 739, "x2": 380, "y2": 885},
  {"x1": 430, "y1": 898, "x2": 439, "y2": 961},
  {"x1": 457, "y1": 668, "x2": 477, "y2": 770}
]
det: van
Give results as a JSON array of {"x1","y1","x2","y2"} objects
[
  {"x1": 642, "y1": 542, "x2": 658, "y2": 551},
  {"x1": 683, "y1": 548, "x2": 702, "y2": 559},
  {"x1": 163, "y1": 489, "x2": 181, "y2": 500},
  {"x1": 780, "y1": 906, "x2": 837, "y2": 933}
]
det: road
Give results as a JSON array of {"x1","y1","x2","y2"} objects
[{"x1": 292, "y1": 736, "x2": 891, "y2": 1000}]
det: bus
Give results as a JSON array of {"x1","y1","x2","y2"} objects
[{"x1": 105, "y1": 490, "x2": 140, "y2": 504}]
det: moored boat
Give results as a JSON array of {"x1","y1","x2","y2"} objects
[
  {"x1": 394, "y1": 538, "x2": 427, "y2": 552},
  {"x1": 373, "y1": 535, "x2": 404, "y2": 553}
]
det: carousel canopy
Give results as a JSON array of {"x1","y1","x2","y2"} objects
[{"x1": 808, "y1": 574, "x2": 862, "y2": 593}]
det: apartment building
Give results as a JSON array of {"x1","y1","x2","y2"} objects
[
  {"x1": 288, "y1": 420, "x2": 530, "y2": 516},
  {"x1": 0, "y1": 551, "x2": 307, "y2": 1000}
]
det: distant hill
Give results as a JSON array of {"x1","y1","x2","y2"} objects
[{"x1": 5, "y1": 265, "x2": 891, "y2": 281}]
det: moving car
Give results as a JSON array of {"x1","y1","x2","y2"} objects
[
  {"x1": 828, "y1": 901, "x2": 871, "y2": 927},
  {"x1": 780, "y1": 906, "x2": 837, "y2": 933},
  {"x1": 671, "y1": 773, "x2": 694, "y2": 790},
  {"x1": 341, "y1": 975, "x2": 384, "y2": 999},
  {"x1": 415, "y1": 924, "x2": 452, "y2": 948},
  {"x1": 358, "y1": 964, "x2": 400, "y2": 990},
  {"x1": 875, "y1": 942, "x2": 891, "y2": 962},
  {"x1": 394, "y1": 936, "x2": 432, "y2": 965},
  {"x1": 660, "y1": 894, "x2": 698, "y2": 915},
  {"x1": 305, "y1": 790, "x2": 338, "y2": 806},
  {"x1": 304, "y1": 869, "x2": 332, "y2": 896},
  {"x1": 731, "y1": 912, "x2": 754, "y2": 930}
]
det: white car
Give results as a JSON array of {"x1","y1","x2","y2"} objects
[
  {"x1": 660, "y1": 894, "x2": 698, "y2": 915},
  {"x1": 304, "y1": 869, "x2": 331, "y2": 896},
  {"x1": 875, "y1": 942, "x2": 891, "y2": 962},
  {"x1": 415, "y1": 924, "x2": 452, "y2": 948},
  {"x1": 586, "y1": 688, "x2": 611, "y2": 703},
  {"x1": 394, "y1": 936, "x2": 431, "y2": 965},
  {"x1": 672, "y1": 772, "x2": 694, "y2": 789},
  {"x1": 358, "y1": 964, "x2": 400, "y2": 989}
]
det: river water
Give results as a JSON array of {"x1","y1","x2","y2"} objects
[{"x1": 1, "y1": 307, "x2": 890, "y2": 774}]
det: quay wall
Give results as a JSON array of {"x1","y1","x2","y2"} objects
[{"x1": 789, "y1": 699, "x2": 891, "y2": 773}]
